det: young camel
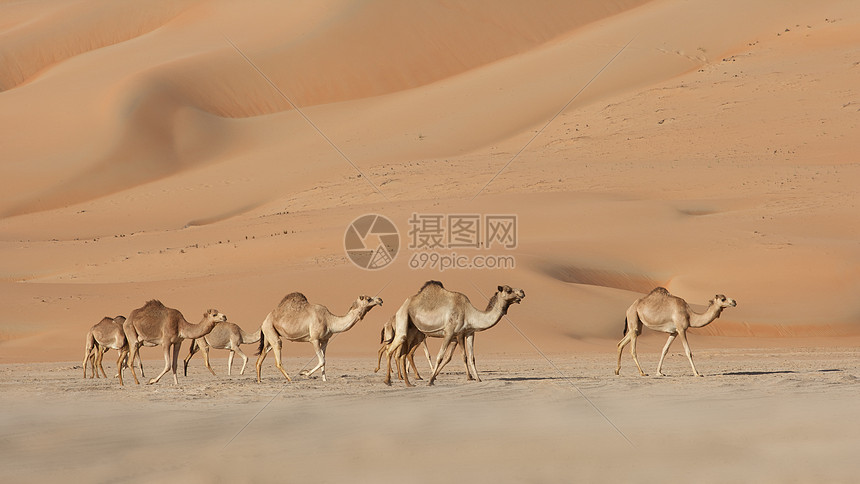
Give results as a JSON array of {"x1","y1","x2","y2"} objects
[
  {"x1": 374, "y1": 315, "x2": 433, "y2": 381},
  {"x1": 122, "y1": 300, "x2": 227, "y2": 386},
  {"x1": 82, "y1": 316, "x2": 144, "y2": 379},
  {"x1": 255, "y1": 293, "x2": 382, "y2": 383},
  {"x1": 386, "y1": 281, "x2": 525, "y2": 387},
  {"x1": 616, "y1": 287, "x2": 737, "y2": 377},
  {"x1": 183, "y1": 322, "x2": 261, "y2": 376}
]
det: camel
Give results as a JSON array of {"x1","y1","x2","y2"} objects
[
  {"x1": 386, "y1": 281, "x2": 525, "y2": 387},
  {"x1": 374, "y1": 315, "x2": 433, "y2": 381},
  {"x1": 255, "y1": 293, "x2": 382, "y2": 383},
  {"x1": 121, "y1": 300, "x2": 227, "y2": 386},
  {"x1": 82, "y1": 316, "x2": 145, "y2": 379},
  {"x1": 616, "y1": 287, "x2": 737, "y2": 377},
  {"x1": 183, "y1": 322, "x2": 261, "y2": 376}
]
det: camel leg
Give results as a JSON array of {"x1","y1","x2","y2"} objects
[
  {"x1": 83, "y1": 345, "x2": 93, "y2": 378},
  {"x1": 385, "y1": 336, "x2": 407, "y2": 386},
  {"x1": 115, "y1": 346, "x2": 128, "y2": 378},
  {"x1": 270, "y1": 337, "x2": 292, "y2": 382},
  {"x1": 656, "y1": 333, "x2": 678, "y2": 377},
  {"x1": 97, "y1": 347, "x2": 109, "y2": 378},
  {"x1": 170, "y1": 340, "x2": 182, "y2": 385},
  {"x1": 630, "y1": 332, "x2": 648, "y2": 377},
  {"x1": 170, "y1": 343, "x2": 181, "y2": 384},
  {"x1": 255, "y1": 342, "x2": 270, "y2": 383},
  {"x1": 397, "y1": 350, "x2": 414, "y2": 387},
  {"x1": 428, "y1": 334, "x2": 456, "y2": 386},
  {"x1": 615, "y1": 332, "x2": 632, "y2": 375},
  {"x1": 126, "y1": 342, "x2": 141, "y2": 385},
  {"x1": 406, "y1": 344, "x2": 423, "y2": 380},
  {"x1": 422, "y1": 339, "x2": 434, "y2": 372},
  {"x1": 374, "y1": 343, "x2": 387, "y2": 373},
  {"x1": 200, "y1": 343, "x2": 216, "y2": 376},
  {"x1": 182, "y1": 340, "x2": 199, "y2": 376},
  {"x1": 116, "y1": 348, "x2": 129, "y2": 386},
  {"x1": 465, "y1": 333, "x2": 481, "y2": 382},
  {"x1": 458, "y1": 334, "x2": 474, "y2": 380},
  {"x1": 148, "y1": 344, "x2": 173, "y2": 385},
  {"x1": 678, "y1": 331, "x2": 702, "y2": 377},
  {"x1": 236, "y1": 347, "x2": 249, "y2": 375},
  {"x1": 301, "y1": 339, "x2": 329, "y2": 381}
]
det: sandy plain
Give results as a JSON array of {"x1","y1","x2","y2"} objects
[{"x1": 1, "y1": 0, "x2": 859, "y2": 482}]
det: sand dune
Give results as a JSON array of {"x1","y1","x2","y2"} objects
[{"x1": 1, "y1": 0, "x2": 859, "y2": 358}]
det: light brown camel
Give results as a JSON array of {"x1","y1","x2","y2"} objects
[
  {"x1": 386, "y1": 281, "x2": 525, "y2": 387},
  {"x1": 82, "y1": 316, "x2": 144, "y2": 379},
  {"x1": 183, "y1": 322, "x2": 261, "y2": 376},
  {"x1": 255, "y1": 293, "x2": 382, "y2": 383},
  {"x1": 121, "y1": 300, "x2": 227, "y2": 386},
  {"x1": 374, "y1": 315, "x2": 433, "y2": 381},
  {"x1": 616, "y1": 287, "x2": 737, "y2": 377}
]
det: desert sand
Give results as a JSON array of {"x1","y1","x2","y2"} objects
[{"x1": 1, "y1": 0, "x2": 859, "y2": 482}]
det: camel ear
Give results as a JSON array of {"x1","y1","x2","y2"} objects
[{"x1": 498, "y1": 286, "x2": 504, "y2": 292}]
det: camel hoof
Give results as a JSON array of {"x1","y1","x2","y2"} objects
[
  {"x1": 146, "y1": 379, "x2": 156, "y2": 385},
  {"x1": 640, "y1": 373, "x2": 648, "y2": 377},
  {"x1": 657, "y1": 372, "x2": 666, "y2": 377},
  {"x1": 695, "y1": 373, "x2": 704, "y2": 377}
]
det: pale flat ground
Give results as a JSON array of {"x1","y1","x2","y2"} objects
[
  {"x1": 2, "y1": 342, "x2": 859, "y2": 483},
  {"x1": 2, "y1": 1, "x2": 860, "y2": 483}
]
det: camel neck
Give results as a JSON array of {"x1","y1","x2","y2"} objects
[
  {"x1": 329, "y1": 306, "x2": 368, "y2": 334},
  {"x1": 689, "y1": 303, "x2": 723, "y2": 328},
  {"x1": 180, "y1": 317, "x2": 217, "y2": 339},
  {"x1": 468, "y1": 297, "x2": 510, "y2": 332}
]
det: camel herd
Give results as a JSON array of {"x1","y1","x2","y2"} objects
[{"x1": 83, "y1": 281, "x2": 736, "y2": 387}]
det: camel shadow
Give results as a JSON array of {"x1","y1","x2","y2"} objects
[
  {"x1": 721, "y1": 369, "x2": 842, "y2": 376},
  {"x1": 498, "y1": 376, "x2": 569, "y2": 382}
]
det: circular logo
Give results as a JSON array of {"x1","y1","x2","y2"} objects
[{"x1": 344, "y1": 214, "x2": 399, "y2": 270}]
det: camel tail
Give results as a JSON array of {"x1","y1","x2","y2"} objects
[
  {"x1": 256, "y1": 333, "x2": 266, "y2": 356},
  {"x1": 623, "y1": 317, "x2": 628, "y2": 336},
  {"x1": 84, "y1": 331, "x2": 95, "y2": 355}
]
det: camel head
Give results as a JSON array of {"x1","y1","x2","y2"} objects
[
  {"x1": 496, "y1": 285, "x2": 525, "y2": 305},
  {"x1": 353, "y1": 295, "x2": 383, "y2": 315},
  {"x1": 203, "y1": 308, "x2": 228, "y2": 323},
  {"x1": 712, "y1": 294, "x2": 737, "y2": 309}
]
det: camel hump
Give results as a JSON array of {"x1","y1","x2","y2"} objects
[
  {"x1": 275, "y1": 292, "x2": 310, "y2": 314},
  {"x1": 279, "y1": 292, "x2": 308, "y2": 305},
  {"x1": 649, "y1": 287, "x2": 671, "y2": 296},
  {"x1": 140, "y1": 300, "x2": 166, "y2": 311},
  {"x1": 420, "y1": 280, "x2": 444, "y2": 291}
]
